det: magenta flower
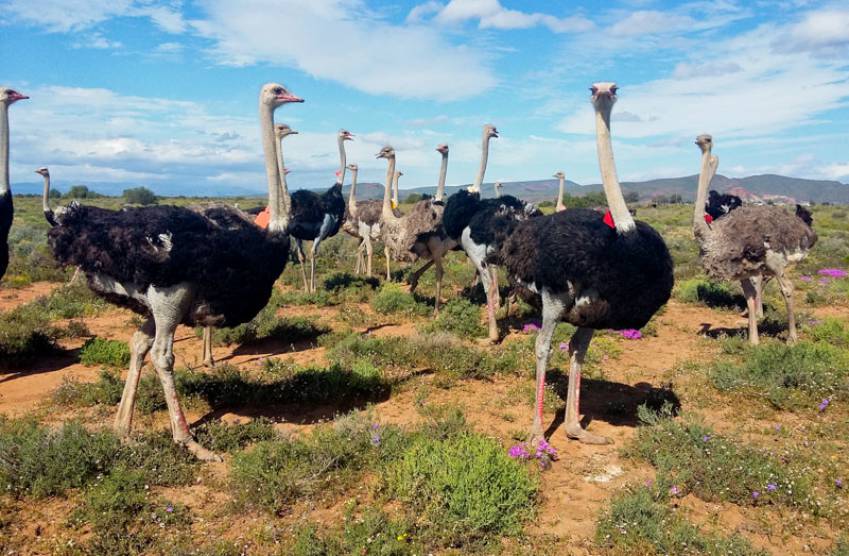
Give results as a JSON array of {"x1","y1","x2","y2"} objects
[
  {"x1": 370, "y1": 433, "x2": 382, "y2": 446},
  {"x1": 818, "y1": 398, "x2": 831, "y2": 412},
  {"x1": 752, "y1": 491, "x2": 760, "y2": 500},
  {"x1": 836, "y1": 479, "x2": 844, "y2": 489},
  {"x1": 508, "y1": 444, "x2": 530, "y2": 459},
  {"x1": 620, "y1": 329, "x2": 642, "y2": 340},
  {"x1": 522, "y1": 321, "x2": 541, "y2": 333},
  {"x1": 559, "y1": 341, "x2": 570, "y2": 352},
  {"x1": 702, "y1": 434, "x2": 711, "y2": 442},
  {"x1": 799, "y1": 275, "x2": 813, "y2": 282},
  {"x1": 818, "y1": 268, "x2": 848, "y2": 278},
  {"x1": 536, "y1": 438, "x2": 558, "y2": 459},
  {"x1": 766, "y1": 482, "x2": 777, "y2": 492},
  {"x1": 165, "y1": 504, "x2": 174, "y2": 513},
  {"x1": 669, "y1": 485, "x2": 680, "y2": 497}
]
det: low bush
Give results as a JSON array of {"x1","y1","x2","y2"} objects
[
  {"x1": 807, "y1": 318, "x2": 849, "y2": 348},
  {"x1": 424, "y1": 298, "x2": 485, "y2": 338},
  {"x1": 193, "y1": 418, "x2": 277, "y2": 453},
  {"x1": 596, "y1": 486, "x2": 764, "y2": 556},
  {"x1": 206, "y1": 308, "x2": 330, "y2": 347},
  {"x1": 53, "y1": 370, "x2": 124, "y2": 407},
  {"x1": 674, "y1": 277, "x2": 744, "y2": 309},
  {"x1": 291, "y1": 507, "x2": 420, "y2": 556},
  {"x1": 371, "y1": 283, "x2": 429, "y2": 317},
  {"x1": 79, "y1": 337, "x2": 131, "y2": 367},
  {"x1": 0, "y1": 302, "x2": 59, "y2": 363}
]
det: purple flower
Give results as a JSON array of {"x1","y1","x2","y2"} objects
[
  {"x1": 836, "y1": 479, "x2": 843, "y2": 489},
  {"x1": 620, "y1": 329, "x2": 643, "y2": 340},
  {"x1": 766, "y1": 483, "x2": 777, "y2": 492},
  {"x1": 535, "y1": 438, "x2": 558, "y2": 459},
  {"x1": 702, "y1": 434, "x2": 711, "y2": 442},
  {"x1": 165, "y1": 504, "x2": 174, "y2": 513},
  {"x1": 371, "y1": 423, "x2": 380, "y2": 430},
  {"x1": 774, "y1": 424, "x2": 782, "y2": 432},
  {"x1": 669, "y1": 485, "x2": 680, "y2": 497},
  {"x1": 370, "y1": 433, "x2": 381, "y2": 447},
  {"x1": 508, "y1": 444, "x2": 530, "y2": 459},
  {"x1": 559, "y1": 341, "x2": 570, "y2": 352},
  {"x1": 818, "y1": 268, "x2": 848, "y2": 278},
  {"x1": 800, "y1": 275, "x2": 813, "y2": 282},
  {"x1": 752, "y1": 491, "x2": 760, "y2": 500},
  {"x1": 818, "y1": 398, "x2": 831, "y2": 412},
  {"x1": 819, "y1": 278, "x2": 831, "y2": 285},
  {"x1": 522, "y1": 321, "x2": 541, "y2": 333}
]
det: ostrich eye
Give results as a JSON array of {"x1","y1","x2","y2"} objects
[
  {"x1": 610, "y1": 86, "x2": 618, "y2": 94},
  {"x1": 590, "y1": 86, "x2": 598, "y2": 94},
  {"x1": 273, "y1": 87, "x2": 282, "y2": 94}
]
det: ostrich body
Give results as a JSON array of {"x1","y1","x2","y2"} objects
[
  {"x1": 692, "y1": 135, "x2": 815, "y2": 345},
  {"x1": 288, "y1": 129, "x2": 351, "y2": 292},
  {"x1": 500, "y1": 83, "x2": 673, "y2": 445},
  {"x1": 44, "y1": 83, "x2": 303, "y2": 460},
  {"x1": 0, "y1": 87, "x2": 28, "y2": 282},
  {"x1": 554, "y1": 171, "x2": 567, "y2": 212},
  {"x1": 342, "y1": 162, "x2": 400, "y2": 276},
  {"x1": 442, "y1": 124, "x2": 539, "y2": 342},
  {"x1": 705, "y1": 190, "x2": 742, "y2": 221}
]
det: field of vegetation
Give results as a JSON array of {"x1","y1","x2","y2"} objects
[{"x1": 1, "y1": 195, "x2": 848, "y2": 555}]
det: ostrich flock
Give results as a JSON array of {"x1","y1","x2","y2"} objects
[{"x1": 0, "y1": 82, "x2": 817, "y2": 460}]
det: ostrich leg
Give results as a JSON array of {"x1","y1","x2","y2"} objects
[
  {"x1": 486, "y1": 266, "x2": 499, "y2": 342},
  {"x1": 354, "y1": 240, "x2": 366, "y2": 274},
  {"x1": 295, "y1": 239, "x2": 309, "y2": 292},
  {"x1": 365, "y1": 237, "x2": 374, "y2": 277},
  {"x1": 530, "y1": 291, "x2": 565, "y2": 445},
  {"x1": 433, "y1": 257, "x2": 444, "y2": 315},
  {"x1": 409, "y1": 259, "x2": 435, "y2": 292},
  {"x1": 741, "y1": 279, "x2": 760, "y2": 345},
  {"x1": 148, "y1": 286, "x2": 221, "y2": 462},
  {"x1": 114, "y1": 318, "x2": 155, "y2": 435},
  {"x1": 202, "y1": 326, "x2": 214, "y2": 367},
  {"x1": 775, "y1": 273, "x2": 798, "y2": 344},
  {"x1": 752, "y1": 275, "x2": 765, "y2": 319},
  {"x1": 385, "y1": 246, "x2": 392, "y2": 281},
  {"x1": 564, "y1": 327, "x2": 610, "y2": 444}
]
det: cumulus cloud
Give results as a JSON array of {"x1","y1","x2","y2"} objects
[
  {"x1": 1, "y1": 0, "x2": 185, "y2": 34},
  {"x1": 776, "y1": 7, "x2": 849, "y2": 55},
  {"x1": 410, "y1": 0, "x2": 594, "y2": 33}
]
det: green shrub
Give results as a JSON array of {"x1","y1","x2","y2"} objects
[
  {"x1": 117, "y1": 431, "x2": 197, "y2": 487},
  {"x1": 425, "y1": 298, "x2": 485, "y2": 338},
  {"x1": 675, "y1": 278, "x2": 743, "y2": 309},
  {"x1": 79, "y1": 337, "x2": 131, "y2": 367},
  {"x1": 123, "y1": 186, "x2": 157, "y2": 205},
  {"x1": 53, "y1": 370, "x2": 124, "y2": 407},
  {"x1": 386, "y1": 433, "x2": 538, "y2": 544},
  {"x1": 0, "y1": 302, "x2": 58, "y2": 363},
  {"x1": 193, "y1": 418, "x2": 277, "y2": 453},
  {"x1": 292, "y1": 507, "x2": 420, "y2": 556},
  {"x1": 596, "y1": 486, "x2": 764, "y2": 556},
  {"x1": 628, "y1": 409, "x2": 815, "y2": 509},
  {"x1": 39, "y1": 282, "x2": 108, "y2": 319},
  {"x1": 808, "y1": 318, "x2": 849, "y2": 348},
  {"x1": 371, "y1": 283, "x2": 429, "y2": 317},
  {"x1": 207, "y1": 308, "x2": 330, "y2": 347},
  {"x1": 709, "y1": 341, "x2": 849, "y2": 408},
  {"x1": 0, "y1": 418, "x2": 121, "y2": 498}
]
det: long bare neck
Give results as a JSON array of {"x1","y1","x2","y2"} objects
[
  {"x1": 382, "y1": 156, "x2": 398, "y2": 221},
  {"x1": 555, "y1": 176, "x2": 566, "y2": 211},
  {"x1": 0, "y1": 105, "x2": 9, "y2": 195},
  {"x1": 470, "y1": 133, "x2": 490, "y2": 193},
  {"x1": 436, "y1": 152, "x2": 448, "y2": 202},
  {"x1": 276, "y1": 136, "x2": 292, "y2": 218},
  {"x1": 347, "y1": 169, "x2": 358, "y2": 216},
  {"x1": 594, "y1": 106, "x2": 635, "y2": 232},
  {"x1": 41, "y1": 174, "x2": 51, "y2": 214},
  {"x1": 337, "y1": 136, "x2": 347, "y2": 185},
  {"x1": 260, "y1": 104, "x2": 286, "y2": 232},
  {"x1": 392, "y1": 172, "x2": 399, "y2": 205},
  {"x1": 693, "y1": 149, "x2": 715, "y2": 242}
]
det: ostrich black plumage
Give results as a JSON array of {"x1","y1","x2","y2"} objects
[
  {"x1": 0, "y1": 87, "x2": 29, "y2": 282},
  {"x1": 43, "y1": 83, "x2": 303, "y2": 460},
  {"x1": 288, "y1": 129, "x2": 351, "y2": 292},
  {"x1": 501, "y1": 83, "x2": 673, "y2": 446},
  {"x1": 705, "y1": 190, "x2": 742, "y2": 221}
]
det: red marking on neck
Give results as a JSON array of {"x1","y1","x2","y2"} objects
[
  {"x1": 704, "y1": 213, "x2": 714, "y2": 224},
  {"x1": 603, "y1": 210, "x2": 615, "y2": 229}
]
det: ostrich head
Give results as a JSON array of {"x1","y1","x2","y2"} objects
[
  {"x1": 274, "y1": 123, "x2": 298, "y2": 139},
  {"x1": 339, "y1": 129, "x2": 354, "y2": 141},
  {"x1": 283, "y1": 167, "x2": 291, "y2": 175},
  {"x1": 0, "y1": 87, "x2": 29, "y2": 105},
  {"x1": 436, "y1": 144, "x2": 449, "y2": 155},
  {"x1": 376, "y1": 146, "x2": 395, "y2": 159},
  {"x1": 346, "y1": 163, "x2": 358, "y2": 172},
  {"x1": 35, "y1": 167, "x2": 50, "y2": 177},
  {"x1": 483, "y1": 124, "x2": 499, "y2": 139},
  {"x1": 553, "y1": 171, "x2": 565, "y2": 179},
  {"x1": 695, "y1": 134, "x2": 713, "y2": 153},
  {"x1": 590, "y1": 82, "x2": 618, "y2": 111},
  {"x1": 260, "y1": 83, "x2": 303, "y2": 108}
]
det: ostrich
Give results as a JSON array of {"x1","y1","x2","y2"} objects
[
  {"x1": 692, "y1": 134, "x2": 816, "y2": 345},
  {"x1": 500, "y1": 82, "x2": 674, "y2": 445},
  {"x1": 43, "y1": 83, "x2": 303, "y2": 460},
  {"x1": 442, "y1": 124, "x2": 539, "y2": 342},
  {"x1": 288, "y1": 129, "x2": 351, "y2": 292},
  {"x1": 494, "y1": 181, "x2": 503, "y2": 198},
  {"x1": 705, "y1": 190, "x2": 742, "y2": 221},
  {"x1": 0, "y1": 87, "x2": 28, "y2": 282},
  {"x1": 554, "y1": 171, "x2": 567, "y2": 212}
]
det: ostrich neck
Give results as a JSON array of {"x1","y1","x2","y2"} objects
[
  {"x1": 0, "y1": 105, "x2": 9, "y2": 195},
  {"x1": 382, "y1": 156, "x2": 398, "y2": 221},
  {"x1": 693, "y1": 149, "x2": 715, "y2": 243},
  {"x1": 260, "y1": 104, "x2": 286, "y2": 232},
  {"x1": 470, "y1": 134, "x2": 491, "y2": 193},
  {"x1": 392, "y1": 172, "x2": 399, "y2": 205},
  {"x1": 555, "y1": 176, "x2": 566, "y2": 211},
  {"x1": 594, "y1": 107, "x2": 635, "y2": 232},
  {"x1": 41, "y1": 174, "x2": 51, "y2": 214},
  {"x1": 435, "y1": 152, "x2": 448, "y2": 202},
  {"x1": 347, "y1": 170, "x2": 358, "y2": 216},
  {"x1": 275, "y1": 135, "x2": 292, "y2": 220},
  {"x1": 337, "y1": 136, "x2": 347, "y2": 185}
]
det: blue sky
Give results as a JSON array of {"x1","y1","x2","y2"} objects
[{"x1": 3, "y1": 0, "x2": 849, "y2": 195}]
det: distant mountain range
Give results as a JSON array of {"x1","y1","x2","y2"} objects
[{"x1": 13, "y1": 173, "x2": 849, "y2": 204}]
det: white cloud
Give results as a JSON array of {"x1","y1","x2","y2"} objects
[
  {"x1": 822, "y1": 162, "x2": 849, "y2": 180},
  {"x1": 1, "y1": 0, "x2": 186, "y2": 34},
  {"x1": 414, "y1": 0, "x2": 594, "y2": 33},
  {"x1": 777, "y1": 7, "x2": 849, "y2": 55},
  {"x1": 73, "y1": 32, "x2": 123, "y2": 49},
  {"x1": 672, "y1": 61, "x2": 742, "y2": 79},
  {"x1": 190, "y1": 0, "x2": 495, "y2": 101},
  {"x1": 608, "y1": 10, "x2": 695, "y2": 36}
]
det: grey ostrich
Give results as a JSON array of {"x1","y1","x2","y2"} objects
[
  {"x1": 554, "y1": 171, "x2": 567, "y2": 212},
  {"x1": 494, "y1": 180, "x2": 503, "y2": 198},
  {"x1": 692, "y1": 134, "x2": 816, "y2": 345},
  {"x1": 44, "y1": 83, "x2": 303, "y2": 460},
  {"x1": 1, "y1": 87, "x2": 28, "y2": 283},
  {"x1": 500, "y1": 82, "x2": 673, "y2": 445}
]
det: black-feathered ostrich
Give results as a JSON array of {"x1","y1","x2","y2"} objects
[
  {"x1": 692, "y1": 134, "x2": 816, "y2": 345},
  {"x1": 43, "y1": 83, "x2": 303, "y2": 460},
  {"x1": 288, "y1": 129, "x2": 351, "y2": 293},
  {"x1": 442, "y1": 124, "x2": 539, "y2": 341},
  {"x1": 0, "y1": 87, "x2": 29, "y2": 283},
  {"x1": 500, "y1": 83, "x2": 674, "y2": 445},
  {"x1": 705, "y1": 190, "x2": 742, "y2": 221}
]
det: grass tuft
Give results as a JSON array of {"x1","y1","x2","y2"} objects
[{"x1": 78, "y1": 337, "x2": 131, "y2": 367}]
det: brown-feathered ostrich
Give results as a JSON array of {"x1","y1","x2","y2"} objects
[
  {"x1": 692, "y1": 134, "x2": 816, "y2": 345},
  {"x1": 406, "y1": 144, "x2": 458, "y2": 313},
  {"x1": 554, "y1": 171, "x2": 567, "y2": 212},
  {"x1": 288, "y1": 129, "x2": 351, "y2": 293},
  {"x1": 1, "y1": 87, "x2": 28, "y2": 283},
  {"x1": 442, "y1": 124, "x2": 540, "y2": 342},
  {"x1": 43, "y1": 83, "x2": 303, "y2": 460},
  {"x1": 500, "y1": 83, "x2": 674, "y2": 445}
]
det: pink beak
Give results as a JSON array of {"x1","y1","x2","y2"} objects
[
  {"x1": 9, "y1": 92, "x2": 29, "y2": 101},
  {"x1": 277, "y1": 93, "x2": 304, "y2": 103}
]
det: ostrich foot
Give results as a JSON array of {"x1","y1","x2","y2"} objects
[
  {"x1": 565, "y1": 423, "x2": 612, "y2": 445},
  {"x1": 203, "y1": 357, "x2": 215, "y2": 368},
  {"x1": 182, "y1": 439, "x2": 223, "y2": 462}
]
